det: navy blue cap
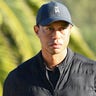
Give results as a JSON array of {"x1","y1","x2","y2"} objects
[{"x1": 36, "y1": 1, "x2": 73, "y2": 26}]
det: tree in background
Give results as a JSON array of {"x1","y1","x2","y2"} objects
[
  {"x1": 0, "y1": 0, "x2": 96, "y2": 95},
  {"x1": 61, "y1": 0, "x2": 96, "y2": 55}
]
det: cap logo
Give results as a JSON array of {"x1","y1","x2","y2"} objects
[{"x1": 54, "y1": 6, "x2": 60, "y2": 13}]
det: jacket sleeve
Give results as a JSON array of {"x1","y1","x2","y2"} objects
[
  {"x1": 3, "y1": 71, "x2": 17, "y2": 96},
  {"x1": 3, "y1": 76, "x2": 12, "y2": 96},
  {"x1": 94, "y1": 62, "x2": 96, "y2": 93},
  {"x1": 94, "y1": 70, "x2": 96, "y2": 92}
]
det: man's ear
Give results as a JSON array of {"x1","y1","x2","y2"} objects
[
  {"x1": 69, "y1": 24, "x2": 73, "y2": 33},
  {"x1": 69, "y1": 24, "x2": 73, "y2": 29},
  {"x1": 34, "y1": 25, "x2": 39, "y2": 35}
]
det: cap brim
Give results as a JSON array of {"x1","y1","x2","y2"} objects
[{"x1": 39, "y1": 17, "x2": 73, "y2": 26}]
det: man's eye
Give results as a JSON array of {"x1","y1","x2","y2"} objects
[
  {"x1": 59, "y1": 27, "x2": 66, "y2": 31},
  {"x1": 47, "y1": 27, "x2": 54, "y2": 31}
]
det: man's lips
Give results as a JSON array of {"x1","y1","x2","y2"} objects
[
  {"x1": 48, "y1": 39, "x2": 63, "y2": 49},
  {"x1": 49, "y1": 43, "x2": 62, "y2": 49}
]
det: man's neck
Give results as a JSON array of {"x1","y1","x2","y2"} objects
[{"x1": 42, "y1": 49, "x2": 67, "y2": 69}]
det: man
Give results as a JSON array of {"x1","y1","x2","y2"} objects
[{"x1": 3, "y1": 1, "x2": 96, "y2": 96}]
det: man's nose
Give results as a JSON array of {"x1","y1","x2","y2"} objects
[{"x1": 52, "y1": 30, "x2": 61, "y2": 39}]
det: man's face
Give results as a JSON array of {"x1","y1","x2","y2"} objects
[{"x1": 34, "y1": 21, "x2": 72, "y2": 55}]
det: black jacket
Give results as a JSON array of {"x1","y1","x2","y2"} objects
[{"x1": 3, "y1": 48, "x2": 96, "y2": 96}]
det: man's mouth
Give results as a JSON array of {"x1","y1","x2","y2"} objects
[
  {"x1": 49, "y1": 43, "x2": 62, "y2": 49},
  {"x1": 48, "y1": 39, "x2": 63, "y2": 49}
]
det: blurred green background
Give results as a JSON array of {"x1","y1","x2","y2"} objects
[{"x1": 0, "y1": 0, "x2": 96, "y2": 95}]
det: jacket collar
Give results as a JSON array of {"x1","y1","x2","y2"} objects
[{"x1": 36, "y1": 48, "x2": 74, "y2": 74}]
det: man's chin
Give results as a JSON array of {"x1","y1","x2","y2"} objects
[{"x1": 49, "y1": 49, "x2": 62, "y2": 55}]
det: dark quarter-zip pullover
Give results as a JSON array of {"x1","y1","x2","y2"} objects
[{"x1": 3, "y1": 48, "x2": 96, "y2": 96}]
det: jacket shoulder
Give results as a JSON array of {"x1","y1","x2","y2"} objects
[
  {"x1": 4, "y1": 51, "x2": 43, "y2": 85},
  {"x1": 73, "y1": 52, "x2": 96, "y2": 64},
  {"x1": 71, "y1": 52, "x2": 96, "y2": 74}
]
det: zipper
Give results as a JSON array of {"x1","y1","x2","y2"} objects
[{"x1": 46, "y1": 70, "x2": 56, "y2": 95}]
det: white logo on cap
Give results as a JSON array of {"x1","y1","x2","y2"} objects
[{"x1": 54, "y1": 6, "x2": 60, "y2": 13}]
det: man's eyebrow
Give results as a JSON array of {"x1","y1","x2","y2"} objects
[
  {"x1": 62, "y1": 23, "x2": 69, "y2": 26},
  {"x1": 45, "y1": 25, "x2": 52, "y2": 27}
]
